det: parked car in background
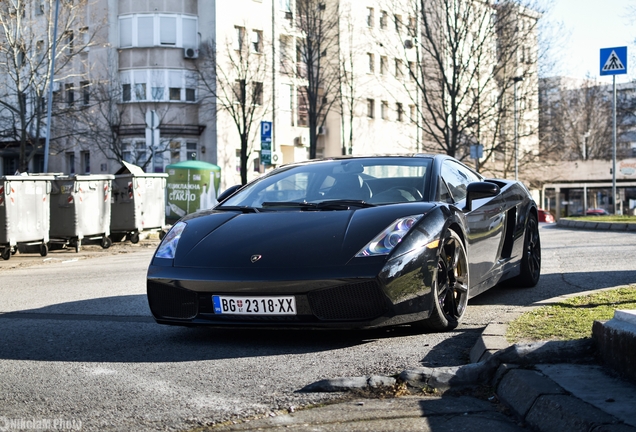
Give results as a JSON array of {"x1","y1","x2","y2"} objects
[
  {"x1": 538, "y1": 209, "x2": 555, "y2": 223},
  {"x1": 585, "y1": 208, "x2": 610, "y2": 216}
]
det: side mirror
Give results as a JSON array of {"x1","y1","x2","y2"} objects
[
  {"x1": 217, "y1": 184, "x2": 242, "y2": 203},
  {"x1": 465, "y1": 182, "x2": 500, "y2": 212}
]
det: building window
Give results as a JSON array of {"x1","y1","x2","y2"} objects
[
  {"x1": 79, "y1": 26, "x2": 89, "y2": 46},
  {"x1": 234, "y1": 80, "x2": 245, "y2": 103},
  {"x1": 380, "y1": 56, "x2": 387, "y2": 75},
  {"x1": 169, "y1": 87, "x2": 181, "y2": 101},
  {"x1": 296, "y1": 41, "x2": 307, "y2": 78},
  {"x1": 122, "y1": 143, "x2": 133, "y2": 163},
  {"x1": 251, "y1": 30, "x2": 262, "y2": 53},
  {"x1": 408, "y1": 61, "x2": 415, "y2": 80},
  {"x1": 80, "y1": 81, "x2": 89, "y2": 105},
  {"x1": 186, "y1": 142, "x2": 198, "y2": 160},
  {"x1": 65, "y1": 30, "x2": 73, "y2": 54},
  {"x1": 135, "y1": 83, "x2": 146, "y2": 100},
  {"x1": 395, "y1": 59, "x2": 403, "y2": 78},
  {"x1": 366, "y1": 98, "x2": 374, "y2": 118},
  {"x1": 366, "y1": 7, "x2": 374, "y2": 27},
  {"x1": 65, "y1": 83, "x2": 74, "y2": 105},
  {"x1": 280, "y1": 36, "x2": 292, "y2": 74},
  {"x1": 159, "y1": 16, "x2": 177, "y2": 45},
  {"x1": 135, "y1": 142, "x2": 147, "y2": 166},
  {"x1": 409, "y1": 105, "x2": 416, "y2": 123},
  {"x1": 367, "y1": 53, "x2": 374, "y2": 73},
  {"x1": 36, "y1": 40, "x2": 44, "y2": 62},
  {"x1": 381, "y1": 101, "x2": 388, "y2": 119},
  {"x1": 120, "y1": 17, "x2": 133, "y2": 47},
  {"x1": 252, "y1": 82, "x2": 263, "y2": 105},
  {"x1": 67, "y1": 153, "x2": 75, "y2": 174},
  {"x1": 152, "y1": 86, "x2": 164, "y2": 100},
  {"x1": 408, "y1": 16, "x2": 416, "y2": 36},
  {"x1": 138, "y1": 16, "x2": 154, "y2": 46},
  {"x1": 394, "y1": 14, "x2": 402, "y2": 33},
  {"x1": 170, "y1": 141, "x2": 181, "y2": 164},
  {"x1": 380, "y1": 11, "x2": 387, "y2": 29},
  {"x1": 122, "y1": 84, "x2": 131, "y2": 101},
  {"x1": 396, "y1": 103, "x2": 404, "y2": 122},
  {"x1": 118, "y1": 14, "x2": 198, "y2": 49},
  {"x1": 297, "y1": 87, "x2": 308, "y2": 127},
  {"x1": 120, "y1": 69, "x2": 196, "y2": 102},
  {"x1": 81, "y1": 151, "x2": 90, "y2": 174},
  {"x1": 153, "y1": 152, "x2": 164, "y2": 173},
  {"x1": 35, "y1": 1, "x2": 45, "y2": 15},
  {"x1": 234, "y1": 26, "x2": 245, "y2": 50}
]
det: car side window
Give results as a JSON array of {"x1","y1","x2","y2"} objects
[{"x1": 440, "y1": 161, "x2": 480, "y2": 203}]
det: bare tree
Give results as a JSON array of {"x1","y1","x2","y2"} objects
[
  {"x1": 197, "y1": 34, "x2": 270, "y2": 185},
  {"x1": 337, "y1": 5, "x2": 359, "y2": 156},
  {"x1": 72, "y1": 77, "x2": 175, "y2": 172},
  {"x1": 293, "y1": 0, "x2": 341, "y2": 159},
  {"x1": 381, "y1": 0, "x2": 546, "y2": 177},
  {"x1": 0, "y1": 0, "x2": 99, "y2": 173}
]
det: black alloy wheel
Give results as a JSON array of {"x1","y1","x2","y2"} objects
[
  {"x1": 511, "y1": 213, "x2": 541, "y2": 287},
  {"x1": 418, "y1": 229, "x2": 469, "y2": 331}
]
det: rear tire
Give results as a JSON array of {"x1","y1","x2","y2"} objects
[
  {"x1": 40, "y1": 243, "x2": 48, "y2": 257},
  {"x1": 130, "y1": 232, "x2": 140, "y2": 244},
  {"x1": 417, "y1": 229, "x2": 469, "y2": 332},
  {"x1": 1, "y1": 247, "x2": 11, "y2": 260},
  {"x1": 507, "y1": 213, "x2": 541, "y2": 287}
]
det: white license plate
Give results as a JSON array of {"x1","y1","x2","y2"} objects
[{"x1": 212, "y1": 295, "x2": 297, "y2": 315}]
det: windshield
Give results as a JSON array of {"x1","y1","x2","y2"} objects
[{"x1": 221, "y1": 158, "x2": 432, "y2": 209}]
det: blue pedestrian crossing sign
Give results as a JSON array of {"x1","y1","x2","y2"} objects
[{"x1": 600, "y1": 47, "x2": 627, "y2": 76}]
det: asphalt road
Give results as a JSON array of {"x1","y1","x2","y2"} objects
[{"x1": 0, "y1": 226, "x2": 635, "y2": 431}]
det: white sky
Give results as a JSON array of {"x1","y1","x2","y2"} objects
[{"x1": 543, "y1": 0, "x2": 635, "y2": 82}]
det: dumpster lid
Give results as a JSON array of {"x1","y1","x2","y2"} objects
[
  {"x1": 1, "y1": 173, "x2": 57, "y2": 181},
  {"x1": 115, "y1": 161, "x2": 146, "y2": 176}
]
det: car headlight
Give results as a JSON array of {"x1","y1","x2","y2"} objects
[
  {"x1": 155, "y1": 221, "x2": 187, "y2": 259},
  {"x1": 356, "y1": 215, "x2": 423, "y2": 257}
]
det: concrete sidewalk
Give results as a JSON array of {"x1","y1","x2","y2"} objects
[{"x1": 209, "y1": 307, "x2": 636, "y2": 432}]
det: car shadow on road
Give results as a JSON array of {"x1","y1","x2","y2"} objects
[
  {"x1": 1, "y1": 267, "x2": 634, "y2": 364},
  {"x1": 0, "y1": 295, "x2": 438, "y2": 363},
  {"x1": 470, "y1": 270, "x2": 636, "y2": 307}
]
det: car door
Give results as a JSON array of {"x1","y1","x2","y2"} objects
[{"x1": 440, "y1": 161, "x2": 506, "y2": 290}]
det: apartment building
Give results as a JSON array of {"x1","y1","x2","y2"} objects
[{"x1": 0, "y1": 0, "x2": 539, "y2": 191}]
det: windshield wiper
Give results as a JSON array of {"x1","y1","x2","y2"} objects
[
  {"x1": 316, "y1": 200, "x2": 376, "y2": 209},
  {"x1": 261, "y1": 200, "x2": 375, "y2": 210},
  {"x1": 216, "y1": 205, "x2": 260, "y2": 213}
]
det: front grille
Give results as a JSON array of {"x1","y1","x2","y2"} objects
[
  {"x1": 307, "y1": 281, "x2": 388, "y2": 321},
  {"x1": 147, "y1": 281, "x2": 198, "y2": 320}
]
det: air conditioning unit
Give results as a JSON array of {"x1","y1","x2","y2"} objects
[
  {"x1": 183, "y1": 47, "x2": 199, "y2": 59},
  {"x1": 271, "y1": 151, "x2": 283, "y2": 165},
  {"x1": 317, "y1": 126, "x2": 327, "y2": 135},
  {"x1": 294, "y1": 135, "x2": 309, "y2": 147}
]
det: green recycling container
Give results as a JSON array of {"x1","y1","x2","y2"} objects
[{"x1": 165, "y1": 161, "x2": 221, "y2": 222}]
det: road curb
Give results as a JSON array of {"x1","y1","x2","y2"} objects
[{"x1": 557, "y1": 219, "x2": 636, "y2": 231}]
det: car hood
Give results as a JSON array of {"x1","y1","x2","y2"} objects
[{"x1": 173, "y1": 204, "x2": 436, "y2": 268}]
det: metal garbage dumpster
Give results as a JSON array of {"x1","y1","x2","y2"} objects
[
  {"x1": 49, "y1": 174, "x2": 114, "y2": 252},
  {"x1": 0, "y1": 175, "x2": 55, "y2": 260},
  {"x1": 110, "y1": 162, "x2": 168, "y2": 243}
]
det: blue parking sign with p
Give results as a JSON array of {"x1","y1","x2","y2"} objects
[{"x1": 261, "y1": 121, "x2": 272, "y2": 142}]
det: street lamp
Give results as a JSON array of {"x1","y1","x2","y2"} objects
[{"x1": 511, "y1": 75, "x2": 523, "y2": 181}]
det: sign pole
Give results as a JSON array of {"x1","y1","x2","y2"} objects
[
  {"x1": 612, "y1": 75, "x2": 617, "y2": 215},
  {"x1": 600, "y1": 46, "x2": 627, "y2": 215}
]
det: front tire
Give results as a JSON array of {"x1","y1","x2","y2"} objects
[{"x1": 419, "y1": 229, "x2": 469, "y2": 331}]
